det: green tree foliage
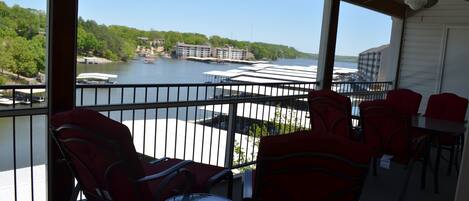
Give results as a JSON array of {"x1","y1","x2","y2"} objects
[
  {"x1": 0, "y1": 76, "x2": 6, "y2": 85},
  {"x1": 0, "y1": 2, "x2": 45, "y2": 78},
  {"x1": 5, "y1": 37, "x2": 38, "y2": 77},
  {"x1": 0, "y1": 3, "x2": 320, "y2": 79}
]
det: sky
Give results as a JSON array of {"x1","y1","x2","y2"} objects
[{"x1": 2, "y1": 0, "x2": 392, "y2": 56}]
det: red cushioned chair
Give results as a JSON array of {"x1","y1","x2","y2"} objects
[
  {"x1": 424, "y1": 93, "x2": 468, "y2": 179},
  {"x1": 51, "y1": 109, "x2": 232, "y2": 201},
  {"x1": 308, "y1": 90, "x2": 356, "y2": 140},
  {"x1": 242, "y1": 131, "x2": 371, "y2": 201},
  {"x1": 359, "y1": 100, "x2": 430, "y2": 201},
  {"x1": 386, "y1": 89, "x2": 422, "y2": 116}
]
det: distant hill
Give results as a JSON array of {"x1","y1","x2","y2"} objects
[
  {"x1": 305, "y1": 53, "x2": 358, "y2": 63},
  {"x1": 0, "y1": 2, "x2": 358, "y2": 79}
]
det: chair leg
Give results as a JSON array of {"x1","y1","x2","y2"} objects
[
  {"x1": 434, "y1": 145, "x2": 442, "y2": 194},
  {"x1": 398, "y1": 161, "x2": 415, "y2": 201},
  {"x1": 455, "y1": 139, "x2": 461, "y2": 176},
  {"x1": 227, "y1": 173, "x2": 233, "y2": 199},
  {"x1": 373, "y1": 157, "x2": 378, "y2": 176},
  {"x1": 421, "y1": 144, "x2": 430, "y2": 190},
  {"x1": 447, "y1": 145, "x2": 455, "y2": 176}
]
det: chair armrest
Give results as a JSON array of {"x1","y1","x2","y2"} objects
[
  {"x1": 242, "y1": 170, "x2": 253, "y2": 201},
  {"x1": 149, "y1": 157, "x2": 170, "y2": 165},
  {"x1": 137, "y1": 160, "x2": 192, "y2": 183},
  {"x1": 138, "y1": 160, "x2": 195, "y2": 201},
  {"x1": 206, "y1": 169, "x2": 233, "y2": 191},
  {"x1": 351, "y1": 115, "x2": 360, "y2": 120}
]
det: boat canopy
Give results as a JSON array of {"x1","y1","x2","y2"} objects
[
  {"x1": 77, "y1": 73, "x2": 118, "y2": 81},
  {"x1": 16, "y1": 89, "x2": 47, "y2": 94}
]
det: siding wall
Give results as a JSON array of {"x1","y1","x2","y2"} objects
[{"x1": 397, "y1": 0, "x2": 469, "y2": 111}]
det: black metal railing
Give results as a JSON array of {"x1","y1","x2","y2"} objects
[
  {"x1": 0, "y1": 81, "x2": 393, "y2": 200},
  {"x1": 75, "y1": 82, "x2": 317, "y2": 169},
  {"x1": 0, "y1": 85, "x2": 48, "y2": 201}
]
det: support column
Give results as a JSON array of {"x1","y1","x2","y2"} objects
[
  {"x1": 47, "y1": 0, "x2": 78, "y2": 200},
  {"x1": 317, "y1": 0, "x2": 340, "y2": 90},
  {"x1": 390, "y1": 17, "x2": 405, "y2": 89}
]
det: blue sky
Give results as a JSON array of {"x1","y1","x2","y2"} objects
[{"x1": 3, "y1": 0, "x2": 392, "y2": 56}]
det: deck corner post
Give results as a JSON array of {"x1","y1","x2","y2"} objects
[{"x1": 224, "y1": 103, "x2": 238, "y2": 168}]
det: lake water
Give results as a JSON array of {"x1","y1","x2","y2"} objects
[
  {"x1": 77, "y1": 58, "x2": 357, "y2": 84},
  {"x1": 0, "y1": 58, "x2": 357, "y2": 171}
]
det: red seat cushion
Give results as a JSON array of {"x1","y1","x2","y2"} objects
[
  {"x1": 308, "y1": 90, "x2": 354, "y2": 140},
  {"x1": 360, "y1": 100, "x2": 416, "y2": 164},
  {"x1": 51, "y1": 109, "x2": 153, "y2": 201},
  {"x1": 424, "y1": 93, "x2": 468, "y2": 145},
  {"x1": 252, "y1": 133, "x2": 371, "y2": 201},
  {"x1": 52, "y1": 109, "x2": 230, "y2": 201},
  {"x1": 142, "y1": 158, "x2": 226, "y2": 199},
  {"x1": 387, "y1": 89, "x2": 422, "y2": 116}
]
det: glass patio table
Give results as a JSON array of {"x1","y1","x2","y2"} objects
[
  {"x1": 411, "y1": 115, "x2": 466, "y2": 193},
  {"x1": 166, "y1": 193, "x2": 231, "y2": 201}
]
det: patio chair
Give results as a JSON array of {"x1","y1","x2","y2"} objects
[
  {"x1": 386, "y1": 88, "x2": 422, "y2": 116},
  {"x1": 308, "y1": 90, "x2": 356, "y2": 140},
  {"x1": 242, "y1": 131, "x2": 372, "y2": 201},
  {"x1": 424, "y1": 93, "x2": 468, "y2": 176},
  {"x1": 50, "y1": 109, "x2": 232, "y2": 201},
  {"x1": 359, "y1": 100, "x2": 430, "y2": 201}
]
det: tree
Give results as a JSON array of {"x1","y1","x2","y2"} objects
[
  {"x1": 30, "y1": 35, "x2": 46, "y2": 72},
  {"x1": 0, "y1": 40, "x2": 16, "y2": 73},
  {"x1": 2, "y1": 37, "x2": 37, "y2": 78},
  {"x1": 77, "y1": 27, "x2": 100, "y2": 56}
]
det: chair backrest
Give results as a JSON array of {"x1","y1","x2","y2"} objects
[
  {"x1": 425, "y1": 93, "x2": 468, "y2": 122},
  {"x1": 253, "y1": 134, "x2": 371, "y2": 201},
  {"x1": 308, "y1": 90, "x2": 353, "y2": 139},
  {"x1": 51, "y1": 109, "x2": 152, "y2": 201},
  {"x1": 386, "y1": 89, "x2": 422, "y2": 116},
  {"x1": 359, "y1": 100, "x2": 411, "y2": 162}
]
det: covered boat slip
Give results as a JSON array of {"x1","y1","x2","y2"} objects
[
  {"x1": 0, "y1": 89, "x2": 46, "y2": 106},
  {"x1": 76, "y1": 73, "x2": 118, "y2": 84},
  {"x1": 204, "y1": 63, "x2": 357, "y2": 84},
  {"x1": 200, "y1": 103, "x2": 310, "y2": 128}
]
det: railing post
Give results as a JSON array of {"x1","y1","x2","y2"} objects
[{"x1": 224, "y1": 103, "x2": 237, "y2": 168}]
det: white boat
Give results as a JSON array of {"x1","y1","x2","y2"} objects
[
  {"x1": 0, "y1": 98, "x2": 14, "y2": 106},
  {"x1": 77, "y1": 73, "x2": 118, "y2": 84}
]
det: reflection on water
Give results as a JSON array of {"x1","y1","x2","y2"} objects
[
  {"x1": 0, "y1": 116, "x2": 47, "y2": 171},
  {"x1": 77, "y1": 58, "x2": 243, "y2": 84}
]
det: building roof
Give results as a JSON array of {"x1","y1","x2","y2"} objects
[{"x1": 360, "y1": 44, "x2": 390, "y2": 54}]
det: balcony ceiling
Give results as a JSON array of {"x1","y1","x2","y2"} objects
[{"x1": 342, "y1": 0, "x2": 408, "y2": 18}]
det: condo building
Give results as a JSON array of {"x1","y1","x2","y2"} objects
[{"x1": 175, "y1": 42, "x2": 212, "y2": 58}]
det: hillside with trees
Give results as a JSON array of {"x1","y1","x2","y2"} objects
[
  {"x1": 0, "y1": 3, "x2": 356, "y2": 80},
  {"x1": 0, "y1": 2, "x2": 46, "y2": 80}
]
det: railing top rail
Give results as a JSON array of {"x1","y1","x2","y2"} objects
[
  {"x1": 0, "y1": 81, "x2": 394, "y2": 90},
  {"x1": 79, "y1": 94, "x2": 309, "y2": 112},
  {"x1": 76, "y1": 81, "x2": 319, "y2": 88},
  {"x1": 331, "y1": 81, "x2": 393, "y2": 84},
  {"x1": 0, "y1": 107, "x2": 48, "y2": 117},
  {"x1": 0, "y1": 85, "x2": 46, "y2": 89}
]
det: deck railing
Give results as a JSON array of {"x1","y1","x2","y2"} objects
[{"x1": 0, "y1": 81, "x2": 392, "y2": 200}]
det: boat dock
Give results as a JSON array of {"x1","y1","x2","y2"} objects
[{"x1": 186, "y1": 57, "x2": 268, "y2": 65}]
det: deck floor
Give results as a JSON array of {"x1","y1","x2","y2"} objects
[{"x1": 211, "y1": 149, "x2": 459, "y2": 201}]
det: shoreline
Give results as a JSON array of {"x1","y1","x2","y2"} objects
[
  {"x1": 77, "y1": 56, "x2": 114, "y2": 64},
  {"x1": 185, "y1": 57, "x2": 269, "y2": 65}
]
